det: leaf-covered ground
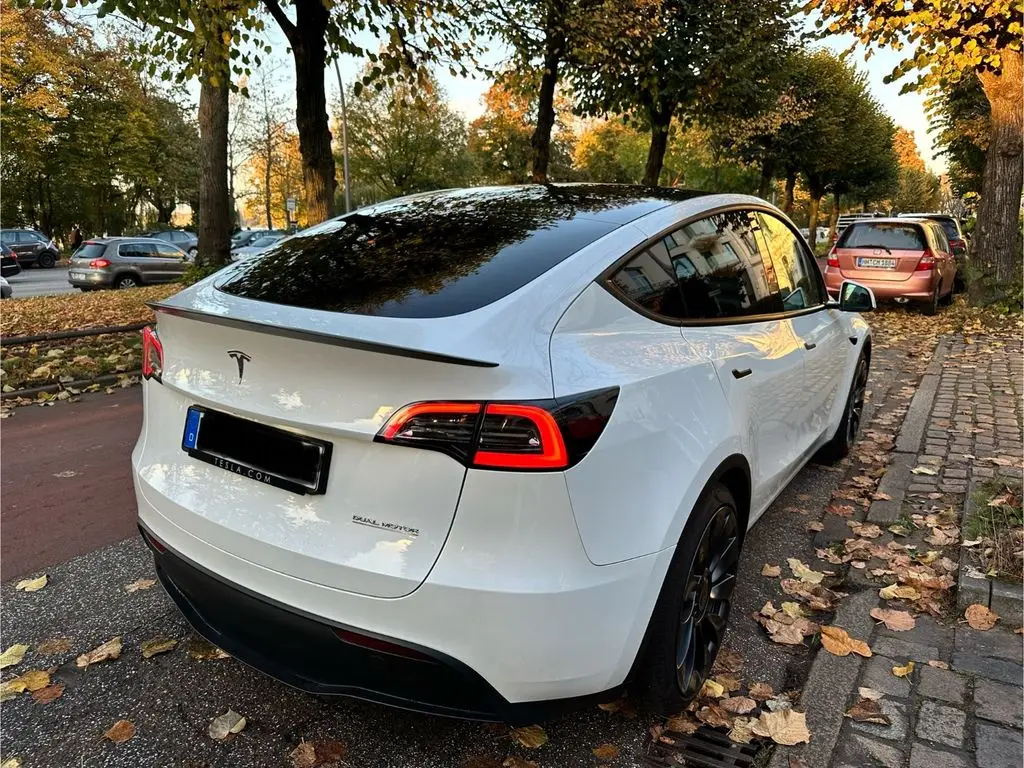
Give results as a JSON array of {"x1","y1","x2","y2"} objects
[
  {"x1": 1, "y1": 336, "x2": 142, "y2": 393},
  {"x1": 1, "y1": 285, "x2": 178, "y2": 338}
]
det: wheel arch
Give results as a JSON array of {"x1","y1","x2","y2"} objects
[{"x1": 113, "y1": 270, "x2": 142, "y2": 286}]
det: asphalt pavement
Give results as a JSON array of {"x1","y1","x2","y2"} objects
[
  {"x1": 6, "y1": 265, "x2": 77, "y2": 298},
  {"x1": 0, "y1": 347, "x2": 908, "y2": 767}
]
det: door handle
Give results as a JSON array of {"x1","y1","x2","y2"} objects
[
  {"x1": 732, "y1": 368, "x2": 753, "y2": 379},
  {"x1": 804, "y1": 342, "x2": 817, "y2": 350}
]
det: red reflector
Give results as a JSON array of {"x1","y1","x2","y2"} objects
[
  {"x1": 332, "y1": 628, "x2": 432, "y2": 661},
  {"x1": 88, "y1": 258, "x2": 111, "y2": 268},
  {"x1": 141, "y1": 528, "x2": 166, "y2": 553},
  {"x1": 916, "y1": 251, "x2": 936, "y2": 271},
  {"x1": 379, "y1": 402, "x2": 480, "y2": 441},
  {"x1": 141, "y1": 326, "x2": 163, "y2": 382},
  {"x1": 474, "y1": 404, "x2": 568, "y2": 470}
]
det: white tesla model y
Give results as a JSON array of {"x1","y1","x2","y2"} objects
[{"x1": 133, "y1": 185, "x2": 874, "y2": 722}]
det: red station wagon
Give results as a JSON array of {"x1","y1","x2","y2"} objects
[{"x1": 822, "y1": 218, "x2": 957, "y2": 315}]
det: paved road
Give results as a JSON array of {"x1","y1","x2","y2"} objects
[
  {"x1": 7, "y1": 265, "x2": 77, "y2": 298},
  {"x1": 0, "y1": 388, "x2": 141, "y2": 581}
]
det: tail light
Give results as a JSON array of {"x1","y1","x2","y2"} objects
[
  {"x1": 142, "y1": 326, "x2": 163, "y2": 382},
  {"x1": 916, "y1": 250, "x2": 936, "y2": 271},
  {"x1": 826, "y1": 249, "x2": 839, "y2": 269},
  {"x1": 375, "y1": 387, "x2": 619, "y2": 471},
  {"x1": 88, "y1": 258, "x2": 111, "y2": 268}
]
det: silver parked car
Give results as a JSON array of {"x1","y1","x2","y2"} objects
[{"x1": 68, "y1": 238, "x2": 189, "y2": 290}]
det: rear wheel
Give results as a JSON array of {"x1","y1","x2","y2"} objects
[
  {"x1": 36, "y1": 251, "x2": 56, "y2": 269},
  {"x1": 922, "y1": 283, "x2": 939, "y2": 315},
  {"x1": 637, "y1": 483, "x2": 741, "y2": 713},
  {"x1": 114, "y1": 274, "x2": 139, "y2": 289},
  {"x1": 819, "y1": 353, "x2": 868, "y2": 463}
]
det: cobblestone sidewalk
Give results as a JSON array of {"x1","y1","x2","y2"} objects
[{"x1": 774, "y1": 330, "x2": 1023, "y2": 768}]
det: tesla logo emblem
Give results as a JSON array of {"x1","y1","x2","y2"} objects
[{"x1": 227, "y1": 350, "x2": 251, "y2": 382}]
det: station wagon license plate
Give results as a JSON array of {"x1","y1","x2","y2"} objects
[
  {"x1": 856, "y1": 257, "x2": 896, "y2": 269},
  {"x1": 181, "y1": 405, "x2": 332, "y2": 495},
  {"x1": 69, "y1": 272, "x2": 86, "y2": 279}
]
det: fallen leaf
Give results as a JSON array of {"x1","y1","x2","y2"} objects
[
  {"x1": 597, "y1": 697, "x2": 636, "y2": 717},
  {"x1": 289, "y1": 741, "x2": 317, "y2": 768},
  {"x1": 845, "y1": 698, "x2": 891, "y2": 724},
  {"x1": 124, "y1": 578, "x2": 157, "y2": 593},
  {"x1": 665, "y1": 712, "x2": 700, "y2": 734},
  {"x1": 748, "y1": 682, "x2": 773, "y2": 701},
  {"x1": 187, "y1": 638, "x2": 231, "y2": 660},
  {"x1": 696, "y1": 704, "x2": 733, "y2": 728},
  {"x1": 34, "y1": 638, "x2": 71, "y2": 655},
  {"x1": 76, "y1": 637, "x2": 121, "y2": 668},
  {"x1": 502, "y1": 759, "x2": 538, "y2": 768},
  {"x1": 592, "y1": 744, "x2": 619, "y2": 761},
  {"x1": 104, "y1": 720, "x2": 135, "y2": 743},
  {"x1": 826, "y1": 503, "x2": 855, "y2": 517},
  {"x1": 711, "y1": 646, "x2": 743, "y2": 673},
  {"x1": 14, "y1": 575, "x2": 48, "y2": 592},
  {"x1": 31, "y1": 683, "x2": 65, "y2": 704},
  {"x1": 961, "y1": 538, "x2": 983, "y2": 548},
  {"x1": 209, "y1": 709, "x2": 246, "y2": 740},
  {"x1": 879, "y1": 584, "x2": 920, "y2": 601},
  {"x1": 788, "y1": 758, "x2": 810, "y2": 768},
  {"x1": 787, "y1": 558, "x2": 825, "y2": 584},
  {"x1": 727, "y1": 716, "x2": 758, "y2": 744},
  {"x1": 1, "y1": 759, "x2": 22, "y2": 768},
  {"x1": 888, "y1": 523, "x2": 911, "y2": 537},
  {"x1": 0, "y1": 644, "x2": 29, "y2": 669},
  {"x1": 14, "y1": 669, "x2": 50, "y2": 692},
  {"x1": 140, "y1": 637, "x2": 178, "y2": 658},
  {"x1": 721, "y1": 696, "x2": 757, "y2": 714},
  {"x1": 925, "y1": 527, "x2": 958, "y2": 546},
  {"x1": 699, "y1": 679, "x2": 726, "y2": 699},
  {"x1": 927, "y1": 660, "x2": 949, "y2": 670},
  {"x1": 964, "y1": 604, "x2": 999, "y2": 630},
  {"x1": 780, "y1": 602, "x2": 806, "y2": 618},
  {"x1": 820, "y1": 626, "x2": 872, "y2": 657},
  {"x1": 870, "y1": 608, "x2": 916, "y2": 631},
  {"x1": 713, "y1": 674, "x2": 742, "y2": 693},
  {"x1": 761, "y1": 563, "x2": 781, "y2": 577},
  {"x1": 764, "y1": 621, "x2": 808, "y2": 645},
  {"x1": 750, "y1": 709, "x2": 810, "y2": 745},
  {"x1": 510, "y1": 725, "x2": 548, "y2": 749},
  {"x1": 805, "y1": 521, "x2": 824, "y2": 532},
  {"x1": 857, "y1": 687, "x2": 884, "y2": 700},
  {"x1": 892, "y1": 661, "x2": 915, "y2": 678},
  {"x1": 0, "y1": 679, "x2": 28, "y2": 702},
  {"x1": 911, "y1": 466, "x2": 938, "y2": 475}
]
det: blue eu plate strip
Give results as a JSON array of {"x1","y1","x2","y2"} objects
[{"x1": 183, "y1": 407, "x2": 202, "y2": 450}]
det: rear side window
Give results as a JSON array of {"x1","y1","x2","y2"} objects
[
  {"x1": 218, "y1": 188, "x2": 619, "y2": 318},
  {"x1": 838, "y1": 223, "x2": 925, "y2": 250},
  {"x1": 607, "y1": 211, "x2": 781, "y2": 321},
  {"x1": 77, "y1": 243, "x2": 107, "y2": 259},
  {"x1": 154, "y1": 243, "x2": 182, "y2": 257}
]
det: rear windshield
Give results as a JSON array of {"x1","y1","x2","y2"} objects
[
  {"x1": 838, "y1": 223, "x2": 925, "y2": 250},
  {"x1": 932, "y1": 218, "x2": 959, "y2": 240},
  {"x1": 217, "y1": 187, "x2": 627, "y2": 318},
  {"x1": 77, "y1": 243, "x2": 107, "y2": 259}
]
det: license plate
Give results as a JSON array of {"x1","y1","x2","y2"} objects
[
  {"x1": 856, "y1": 257, "x2": 896, "y2": 269},
  {"x1": 182, "y1": 406, "x2": 332, "y2": 495},
  {"x1": 69, "y1": 272, "x2": 86, "y2": 279}
]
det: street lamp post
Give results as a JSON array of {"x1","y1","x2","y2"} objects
[{"x1": 331, "y1": 54, "x2": 352, "y2": 214}]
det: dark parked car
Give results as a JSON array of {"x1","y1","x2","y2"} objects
[
  {"x1": 231, "y1": 229, "x2": 273, "y2": 248},
  {"x1": 67, "y1": 238, "x2": 189, "y2": 290},
  {"x1": 1, "y1": 243, "x2": 21, "y2": 277},
  {"x1": 143, "y1": 229, "x2": 198, "y2": 255},
  {"x1": 0, "y1": 228, "x2": 59, "y2": 268}
]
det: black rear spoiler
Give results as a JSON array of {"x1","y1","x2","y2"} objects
[{"x1": 148, "y1": 302, "x2": 499, "y2": 368}]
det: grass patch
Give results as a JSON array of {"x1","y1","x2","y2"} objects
[
  {"x1": 965, "y1": 478, "x2": 1024, "y2": 582},
  {"x1": 1, "y1": 284, "x2": 178, "y2": 338}
]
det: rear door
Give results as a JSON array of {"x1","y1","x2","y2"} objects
[
  {"x1": 117, "y1": 241, "x2": 151, "y2": 276},
  {"x1": 664, "y1": 209, "x2": 808, "y2": 515},
  {"x1": 834, "y1": 221, "x2": 928, "y2": 282},
  {"x1": 756, "y1": 211, "x2": 846, "y2": 445},
  {"x1": 151, "y1": 242, "x2": 188, "y2": 281}
]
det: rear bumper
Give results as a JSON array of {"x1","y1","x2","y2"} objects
[
  {"x1": 67, "y1": 269, "x2": 114, "y2": 288},
  {"x1": 823, "y1": 267, "x2": 936, "y2": 301}
]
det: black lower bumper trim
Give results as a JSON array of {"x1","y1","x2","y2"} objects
[{"x1": 144, "y1": 527, "x2": 622, "y2": 723}]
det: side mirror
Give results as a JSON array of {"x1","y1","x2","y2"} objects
[{"x1": 839, "y1": 281, "x2": 875, "y2": 313}]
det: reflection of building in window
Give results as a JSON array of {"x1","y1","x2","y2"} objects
[{"x1": 624, "y1": 266, "x2": 654, "y2": 294}]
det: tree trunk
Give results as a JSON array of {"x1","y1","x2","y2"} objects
[
  {"x1": 197, "y1": 72, "x2": 231, "y2": 269},
  {"x1": 807, "y1": 194, "x2": 821, "y2": 247},
  {"x1": 827, "y1": 191, "x2": 840, "y2": 243},
  {"x1": 758, "y1": 157, "x2": 775, "y2": 199},
  {"x1": 783, "y1": 171, "x2": 796, "y2": 214},
  {"x1": 530, "y1": 1, "x2": 566, "y2": 183},
  {"x1": 290, "y1": 0, "x2": 336, "y2": 224},
  {"x1": 970, "y1": 50, "x2": 1023, "y2": 303},
  {"x1": 643, "y1": 104, "x2": 673, "y2": 186}
]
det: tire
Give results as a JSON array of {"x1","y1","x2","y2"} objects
[
  {"x1": 114, "y1": 274, "x2": 140, "y2": 289},
  {"x1": 922, "y1": 284, "x2": 939, "y2": 316},
  {"x1": 36, "y1": 251, "x2": 56, "y2": 269},
  {"x1": 818, "y1": 353, "x2": 869, "y2": 464},
  {"x1": 636, "y1": 483, "x2": 742, "y2": 714}
]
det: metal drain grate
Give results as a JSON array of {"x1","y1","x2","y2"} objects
[{"x1": 644, "y1": 726, "x2": 759, "y2": 768}]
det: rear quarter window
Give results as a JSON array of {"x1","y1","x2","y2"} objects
[{"x1": 838, "y1": 223, "x2": 925, "y2": 250}]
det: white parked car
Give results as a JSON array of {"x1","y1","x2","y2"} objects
[
  {"x1": 230, "y1": 233, "x2": 285, "y2": 261},
  {"x1": 134, "y1": 185, "x2": 874, "y2": 721}
]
